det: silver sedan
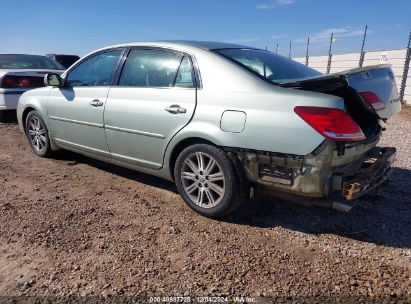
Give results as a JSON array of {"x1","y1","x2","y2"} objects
[{"x1": 17, "y1": 41, "x2": 401, "y2": 217}]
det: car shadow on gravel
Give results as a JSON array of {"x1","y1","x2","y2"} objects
[
  {"x1": 0, "y1": 110, "x2": 18, "y2": 123},
  {"x1": 51, "y1": 149, "x2": 410, "y2": 249},
  {"x1": 52, "y1": 150, "x2": 178, "y2": 193},
  {"x1": 224, "y1": 167, "x2": 411, "y2": 249}
]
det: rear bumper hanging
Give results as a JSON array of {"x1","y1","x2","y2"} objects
[{"x1": 341, "y1": 147, "x2": 396, "y2": 200}]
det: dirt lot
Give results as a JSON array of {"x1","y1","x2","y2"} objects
[{"x1": 0, "y1": 108, "x2": 410, "y2": 303}]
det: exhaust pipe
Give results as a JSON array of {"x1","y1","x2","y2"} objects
[{"x1": 332, "y1": 200, "x2": 354, "y2": 213}]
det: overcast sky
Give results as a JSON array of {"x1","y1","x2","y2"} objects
[{"x1": 1, "y1": 0, "x2": 410, "y2": 57}]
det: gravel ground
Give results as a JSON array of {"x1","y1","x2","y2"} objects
[{"x1": 0, "y1": 107, "x2": 410, "y2": 303}]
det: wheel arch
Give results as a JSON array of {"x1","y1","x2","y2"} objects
[
  {"x1": 168, "y1": 137, "x2": 216, "y2": 180},
  {"x1": 22, "y1": 106, "x2": 37, "y2": 133},
  {"x1": 20, "y1": 105, "x2": 60, "y2": 151},
  {"x1": 167, "y1": 136, "x2": 249, "y2": 199}
]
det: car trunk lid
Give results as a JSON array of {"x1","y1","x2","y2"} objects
[
  {"x1": 338, "y1": 65, "x2": 401, "y2": 118},
  {"x1": 280, "y1": 64, "x2": 401, "y2": 119}
]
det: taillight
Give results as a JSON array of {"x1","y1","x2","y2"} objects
[
  {"x1": 359, "y1": 92, "x2": 385, "y2": 110},
  {"x1": 1, "y1": 76, "x2": 16, "y2": 88},
  {"x1": 1, "y1": 75, "x2": 43, "y2": 88},
  {"x1": 18, "y1": 77, "x2": 32, "y2": 87},
  {"x1": 294, "y1": 106, "x2": 365, "y2": 141}
]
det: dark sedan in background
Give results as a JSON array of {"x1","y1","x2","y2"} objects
[{"x1": 46, "y1": 54, "x2": 80, "y2": 69}]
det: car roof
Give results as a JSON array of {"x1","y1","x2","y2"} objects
[
  {"x1": 0, "y1": 54, "x2": 50, "y2": 58},
  {"x1": 163, "y1": 40, "x2": 258, "y2": 50},
  {"x1": 96, "y1": 40, "x2": 261, "y2": 54}
]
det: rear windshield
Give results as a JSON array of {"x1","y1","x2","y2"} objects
[
  {"x1": 214, "y1": 49, "x2": 321, "y2": 83},
  {"x1": 53, "y1": 55, "x2": 80, "y2": 68},
  {"x1": 0, "y1": 54, "x2": 64, "y2": 70}
]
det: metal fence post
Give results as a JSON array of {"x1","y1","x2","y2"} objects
[
  {"x1": 359, "y1": 25, "x2": 368, "y2": 67},
  {"x1": 327, "y1": 33, "x2": 334, "y2": 74},
  {"x1": 399, "y1": 31, "x2": 411, "y2": 104},
  {"x1": 305, "y1": 37, "x2": 310, "y2": 66}
]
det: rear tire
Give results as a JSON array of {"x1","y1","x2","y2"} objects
[
  {"x1": 24, "y1": 110, "x2": 53, "y2": 157},
  {"x1": 174, "y1": 144, "x2": 244, "y2": 218}
]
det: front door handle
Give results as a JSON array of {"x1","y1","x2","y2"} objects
[
  {"x1": 165, "y1": 105, "x2": 186, "y2": 114},
  {"x1": 89, "y1": 99, "x2": 104, "y2": 107}
]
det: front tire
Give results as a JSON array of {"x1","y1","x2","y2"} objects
[
  {"x1": 24, "y1": 111, "x2": 53, "y2": 157},
  {"x1": 174, "y1": 144, "x2": 243, "y2": 218}
]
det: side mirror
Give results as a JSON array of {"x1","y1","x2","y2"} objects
[{"x1": 44, "y1": 73, "x2": 63, "y2": 87}]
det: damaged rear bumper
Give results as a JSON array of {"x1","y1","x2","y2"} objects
[
  {"x1": 339, "y1": 147, "x2": 395, "y2": 200},
  {"x1": 234, "y1": 140, "x2": 395, "y2": 212}
]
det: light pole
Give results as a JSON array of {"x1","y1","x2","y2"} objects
[
  {"x1": 305, "y1": 37, "x2": 310, "y2": 66},
  {"x1": 326, "y1": 33, "x2": 335, "y2": 74}
]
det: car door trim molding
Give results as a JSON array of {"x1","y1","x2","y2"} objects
[
  {"x1": 111, "y1": 152, "x2": 162, "y2": 169},
  {"x1": 49, "y1": 115, "x2": 104, "y2": 128},
  {"x1": 53, "y1": 138, "x2": 110, "y2": 157},
  {"x1": 105, "y1": 124, "x2": 165, "y2": 139}
]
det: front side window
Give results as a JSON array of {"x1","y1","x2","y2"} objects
[
  {"x1": 214, "y1": 49, "x2": 321, "y2": 83},
  {"x1": 66, "y1": 49, "x2": 123, "y2": 87},
  {"x1": 119, "y1": 49, "x2": 194, "y2": 88}
]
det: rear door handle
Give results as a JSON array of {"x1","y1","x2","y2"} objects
[
  {"x1": 89, "y1": 99, "x2": 104, "y2": 107},
  {"x1": 165, "y1": 105, "x2": 186, "y2": 114}
]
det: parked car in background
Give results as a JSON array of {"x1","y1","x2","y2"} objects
[
  {"x1": 17, "y1": 41, "x2": 401, "y2": 218},
  {"x1": 46, "y1": 54, "x2": 80, "y2": 69},
  {"x1": 0, "y1": 54, "x2": 64, "y2": 121}
]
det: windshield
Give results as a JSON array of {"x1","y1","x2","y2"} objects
[
  {"x1": 214, "y1": 49, "x2": 321, "y2": 83},
  {"x1": 0, "y1": 54, "x2": 64, "y2": 70}
]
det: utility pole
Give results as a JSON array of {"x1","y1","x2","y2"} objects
[
  {"x1": 399, "y1": 30, "x2": 411, "y2": 104},
  {"x1": 327, "y1": 33, "x2": 334, "y2": 74},
  {"x1": 359, "y1": 24, "x2": 368, "y2": 67},
  {"x1": 275, "y1": 43, "x2": 279, "y2": 54},
  {"x1": 305, "y1": 37, "x2": 310, "y2": 66},
  {"x1": 288, "y1": 41, "x2": 292, "y2": 59}
]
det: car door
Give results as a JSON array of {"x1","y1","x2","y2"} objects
[
  {"x1": 47, "y1": 49, "x2": 124, "y2": 157},
  {"x1": 104, "y1": 48, "x2": 197, "y2": 169}
]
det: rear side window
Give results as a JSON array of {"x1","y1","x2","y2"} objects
[
  {"x1": 66, "y1": 49, "x2": 122, "y2": 87},
  {"x1": 215, "y1": 49, "x2": 321, "y2": 83},
  {"x1": 175, "y1": 56, "x2": 194, "y2": 88},
  {"x1": 119, "y1": 49, "x2": 194, "y2": 88}
]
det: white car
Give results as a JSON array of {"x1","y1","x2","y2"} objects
[{"x1": 0, "y1": 54, "x2": 64, "y2": 121}]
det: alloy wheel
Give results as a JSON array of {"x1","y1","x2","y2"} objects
[
  {"x1": 180, "y1": 152, "x2": 226, "y2": 208},
  {"x1": 27, "y1": 116, "x2": 47, "y2": 152}
]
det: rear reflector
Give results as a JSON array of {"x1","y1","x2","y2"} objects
[
  {"x1": 294, "y1": 106, "x2": 366, "y2": 141},
  {"x1": 359, "y1": 92, "x2": 386, "y2": 111}
]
